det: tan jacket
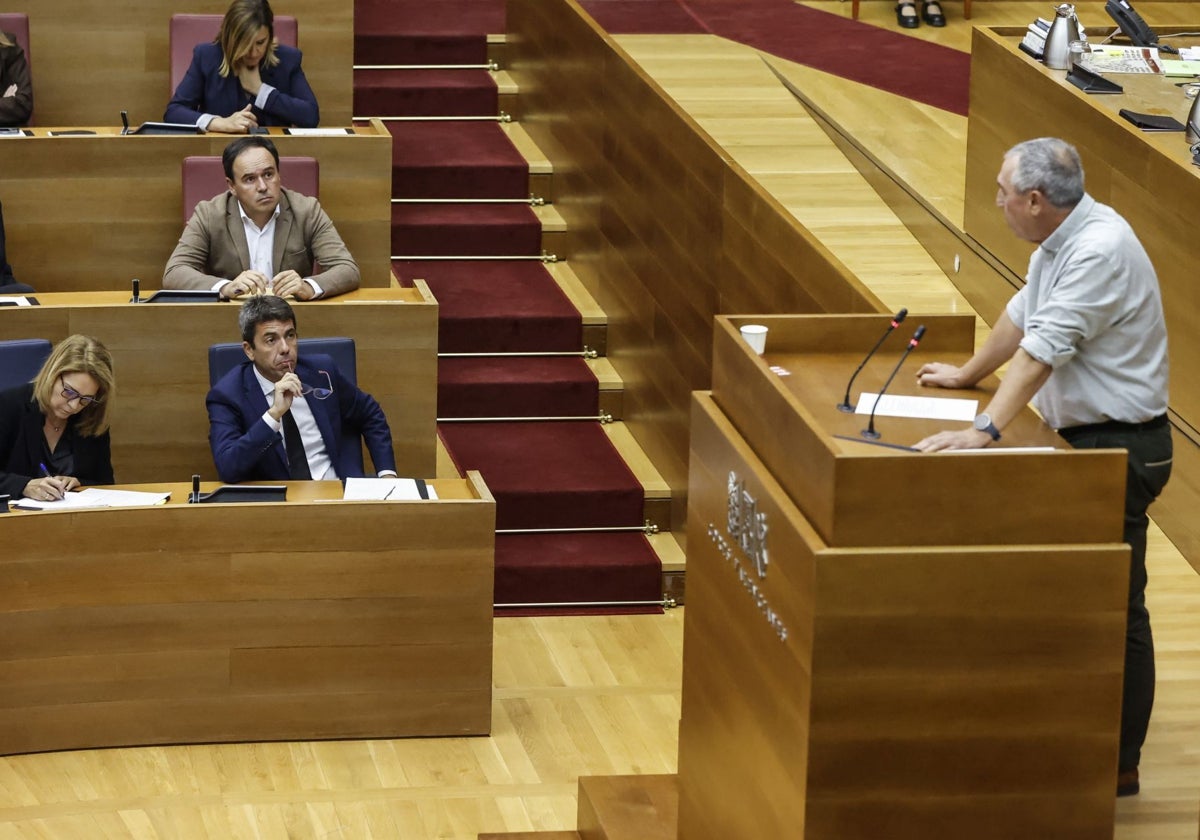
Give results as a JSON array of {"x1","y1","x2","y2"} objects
[{"x1": 162, "y1": 188, "x2": 359, "y2": 298}]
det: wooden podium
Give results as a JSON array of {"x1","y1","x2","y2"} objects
[{"x1": 677, "y1": 314, "x2": 1131, "y2": 839}]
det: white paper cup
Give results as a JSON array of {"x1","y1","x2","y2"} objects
[{"x1": 740, "y1": 324, "x2": 768, "y2": 355}]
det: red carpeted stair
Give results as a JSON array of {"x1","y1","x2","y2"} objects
[
  {"x1": 388, "y1": 122, "x2": 531, "y2": 199},
  {"x1": 396, "y1": 260, "x2": 583, "y2": 353},
  {"x1": 354, "y1": 68, "x2": 500, "y2": 117},
  {"x1": 438, "y1": 357, "x2": 600, "y2": 419},
  {"x1": 355, "y1": 0, "x2": 664, "y2": 612},
  {"x1": 391, "y1": 203, "x2": 543, "y2": 256}
]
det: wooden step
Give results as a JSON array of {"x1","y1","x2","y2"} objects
[
  {"x1": 545, "y1": 261, "x2": 607, "y2": 356},
  {"x1": 589, "y1": 357, "x2": 623, "y2": 420},
  {"x1": 501, "y1": 121, "x2": 554, "y2": 201},
  {"x1": 533, "y1": 203, "x2": 569, "y2": 259},
  {"x1": 578, "y1": 774, "x2": 679, "y2": 840},
  {"x1": 479, "y1": 833, "x2": 579, "y2": 840},
  {"x1": 604, "y1": 421, "x2": 670, "y2": 533}
]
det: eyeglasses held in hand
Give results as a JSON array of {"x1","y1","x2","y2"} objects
[
  {"x1": 59, "y1": 375, "x2": 102, "y2": 406},
  {"x1": 299, "y1": 370, "x2": 334, "y2": 400}
]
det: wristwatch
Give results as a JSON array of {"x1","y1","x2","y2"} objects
[{"x1": 973, "y1": 412, "x2": 1001, "y2": 442}]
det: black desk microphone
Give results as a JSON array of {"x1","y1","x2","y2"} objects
[
  {"x1": 837, "y1": 308, "x2": 907, "y2": 412},
  {"x1": 863, "y1": 325, "x2": 926, "y2": 440}
]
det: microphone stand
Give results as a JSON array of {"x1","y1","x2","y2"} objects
[
  {"x1": 863, "y1": 325, "x2": 926, "y2": 440},
  {"x1": 837, "y1": 308, "x2": 907, "y2": 412}
]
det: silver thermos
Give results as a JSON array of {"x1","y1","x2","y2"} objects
[{"x1": 1044, "y1": 4, "x2": 1083, "y2": 70}]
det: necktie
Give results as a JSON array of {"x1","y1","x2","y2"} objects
[{"x1": 280, "y1": 410, "x2": 312, "y2": 480}]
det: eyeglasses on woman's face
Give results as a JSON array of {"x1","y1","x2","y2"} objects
[{"x1": 59, "y1": 374, "x2": 102, "y2": 407}]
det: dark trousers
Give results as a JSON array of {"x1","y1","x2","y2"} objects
[{"x1": 1059, "y1": 418, "x2": 1173, "y2": 772}]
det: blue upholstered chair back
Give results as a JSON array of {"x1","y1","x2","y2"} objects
[
  {"x1": 207, "y1": 337, "x2": 363, "y2": 475},
  {"x1": 0, "y1": 338, "x2": 52, "y2": 391}
]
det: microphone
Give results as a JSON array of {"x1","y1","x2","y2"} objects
[
  {"x1": 863, "y1": 325, "x2": 926, "y2": 440},
  {"x1": 837, "y1": 308, "x2": 908, "y2": 412},
  {"x1": 190, "y1": 474, "x2": 201, "y2": 504},
  {"x1": 131, "y1": 278, "x2": 140, "y2": 303},
  {"x1": 120, "y1": 110, "x2": 130, "y2": 135}
]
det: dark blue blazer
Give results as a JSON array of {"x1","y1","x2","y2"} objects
[
  {"x1": 206, "y1": 355, "x2": 394, "y2": 483},
  {"x1": 0, "y1": 383, "x2": 114, "y2": 499},
  {"x1": 164, "y1": 42, "x2": 319, "y2": 128}
]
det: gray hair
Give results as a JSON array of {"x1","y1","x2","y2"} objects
[
  {"x1": 239, "y1": 295, "x2": 296, "y2": 344},
  {"x1": 1005, "y1": 138, "x2": 1085, "y2": 208}
]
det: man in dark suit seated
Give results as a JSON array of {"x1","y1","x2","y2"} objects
[
  {"x1": 163, "y1": 136, "x2": 359, "y2": 300},
  {"x1": 206, "y1": 295, "x2": 395, "y2": 483}
]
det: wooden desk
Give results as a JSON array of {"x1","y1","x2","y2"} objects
[
  {"x1": 0, "y1": 122, "x2": 392, "y2": 292},
  {"x1": 677, "y1": 315, "x2": 1129, "y2": 839},
  {"x1": 0, "y1": 474, "x2": 495, "y2": 755},
  {"x1": 2, "y1": 0, "x2": 353, "y2": 126},
  {"x1": 0, "y1": 286, "x2": 438, "y2": 481}
]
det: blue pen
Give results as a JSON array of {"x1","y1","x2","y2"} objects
[{"x1": 38, "y1": 463, "x2": 64, "y2": 500}]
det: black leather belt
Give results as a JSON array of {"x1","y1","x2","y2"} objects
[{"x1": 1059, "y1": 413, "x2": 1169, "y2": 437}]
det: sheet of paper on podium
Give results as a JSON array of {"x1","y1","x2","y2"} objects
[
  {"x1": 342, "y1": 477, "x2": 438, "y2": 501},
  {"x1": 855, "y1": 393, "x2": 977, "y2": 421}
]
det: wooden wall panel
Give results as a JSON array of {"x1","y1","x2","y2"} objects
[
  {"x1": 508, "y1": 0, "x2": 883, "y2": 525},
  {"x1": 5, "y1": 0, "x2": 352, "y2": 126},
  {"x1": 0, "y1": 288, "x2": 437, "y2": 481},
  {"x1": 0, "y1": 125, "x2": 392, "y2": 292},
  {"x1": 0, "y1": 475, "x2": 495, "y2": 755}
]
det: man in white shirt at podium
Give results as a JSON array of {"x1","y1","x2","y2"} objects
[{"x1": 912, "y1": 137, "x2": 1170, "y2": 799}]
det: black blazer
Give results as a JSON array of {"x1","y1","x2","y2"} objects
[{"x1": 0, "y1": 383, "x2": 114, "y2": 498}]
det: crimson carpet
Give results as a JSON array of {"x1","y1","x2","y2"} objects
[
  {"x1": 396, "y1": 261, "x2": 583, "y2": 353},
  {"x1": 357, "y1": 0, "x2": 663, "y2": 611},
  {"x1": 439, "y1": 422, "x2": 646, "y2": 531},
  {"x1": 391, "y1": 203, "x2": 543, "y2": 256},
  {"x1": 437, "y1": 357, "x2": 600, "y2": 419},
  {"x1": 582, "y1": 0, "x2": 970, "y2": 115},
  {"x1": 388, "y1": 122, "x2": 530, "y2": 199}
]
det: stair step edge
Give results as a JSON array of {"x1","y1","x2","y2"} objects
[
  {"x1": 545, "y1": 262, "x2": 606, "y2": 325},
  {"x1": 501, "y1": 122, "x2": 553, "y2": 175},
  {"x1": 603, "y1": 422, "x2": 670, "y2": 499}
]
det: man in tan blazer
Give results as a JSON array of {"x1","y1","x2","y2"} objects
[{"x1": 163, "y1": 136, "x2": 359, "y2": 300}]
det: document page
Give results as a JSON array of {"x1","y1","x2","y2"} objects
[
  {"x1": 855, "y1": 393, "x2": 977, "y2": 421},
  {"x1": 343, "y1": 477, "x2": 438, "y2": 501},
  {"x1": 12, "y1": 488, "x2": 169, "y2": 511}
]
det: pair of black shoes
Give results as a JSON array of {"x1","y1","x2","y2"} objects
[{"x1": 896, "y1": 0, "x2": 945, "y2": 27}]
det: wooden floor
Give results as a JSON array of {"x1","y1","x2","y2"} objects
[{"x1": 5, "y1": 5, "x2": 1200, "y2": 838}]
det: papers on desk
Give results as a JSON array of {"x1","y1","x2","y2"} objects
[
  {"x1": 285, "y1": 127, "x2": 354, "y2": 136},
  {"x1": 0, "y1": 296, "x2": 33, "y2": 307},
  {"x1": 13, "y1": 487, "x2": 170, "y2": 511},
  {"x1": 1082, "y1": 46, "x2": 1163, "y2": 74},
  {"x1": 1160, "y1": 59, "x2": 1200, "y2": 77},
  {"x1": 855, "y1": 393, "x2": 977, "y2": 422},
  {"x1": 1180, "y1": 47, "x2": 1200, "y2": 61},
  {"x1": 343, "y1": 477, "x2": 438, "y2": 501},
  {"x1": 0, "y1": 127, "x2": 26, "y2": 139}
]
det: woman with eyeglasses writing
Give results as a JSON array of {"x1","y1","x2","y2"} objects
[{"x1": 0, "y1": 335, "x2": 116, "y2": 502}]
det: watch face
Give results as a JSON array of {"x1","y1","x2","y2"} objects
[{"x1": 973, "y1": 413, "x2": 991, "y2": 431}]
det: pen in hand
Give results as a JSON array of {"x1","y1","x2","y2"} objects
[{"x1": 38, "y1": 463, "x2": 67, "y2": 501}]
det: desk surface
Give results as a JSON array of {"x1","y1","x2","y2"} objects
[
  {"x1": 0, "y1": 473, "x2": 495, "y2": 755},
  {"x1": 0, "y1": 121, "x2": 393, "y2": 292}
]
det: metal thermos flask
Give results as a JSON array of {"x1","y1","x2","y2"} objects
[{"x1": 1044, "y1": 4, "x2": 1083, "y2": 70}]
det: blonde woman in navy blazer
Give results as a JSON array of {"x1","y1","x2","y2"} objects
[{"x1": 165, "y1": 0, "x2": 318, "y2": 132}]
